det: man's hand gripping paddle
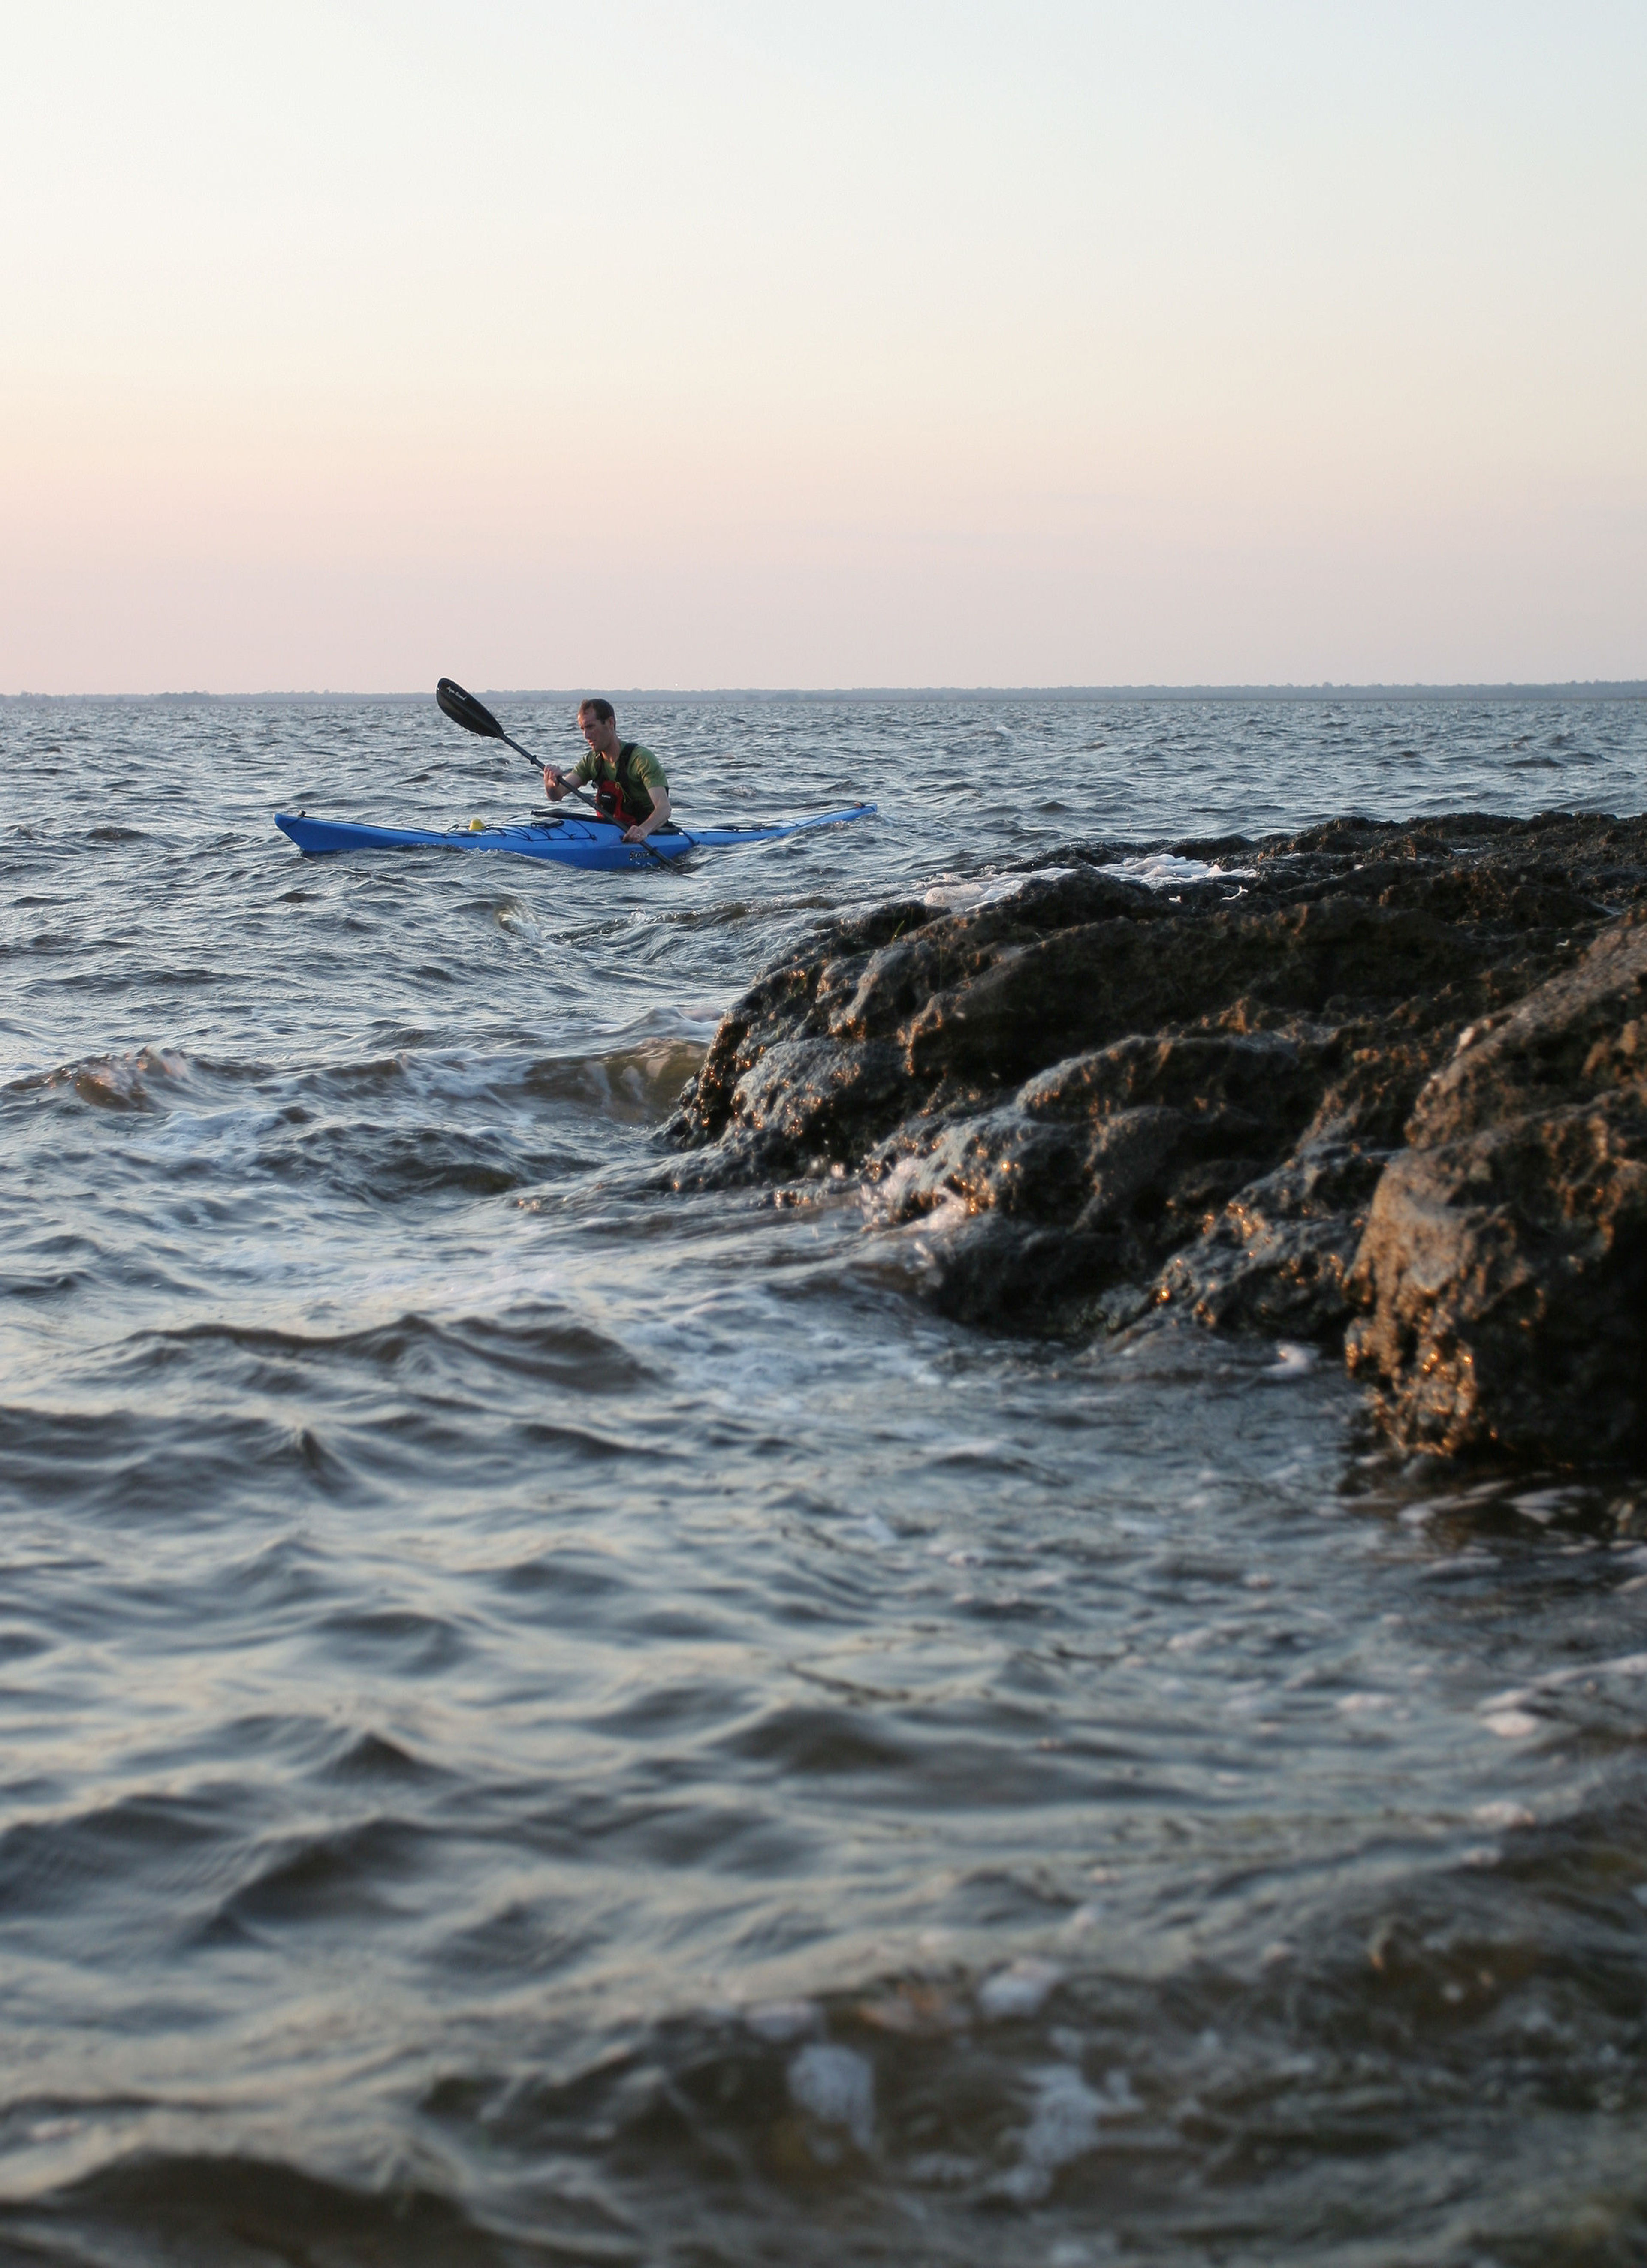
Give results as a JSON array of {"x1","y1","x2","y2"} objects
[{"x1": 435, "y1": 679, "x2": 671, "y2": 867}]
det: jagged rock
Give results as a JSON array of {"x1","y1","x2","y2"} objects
[
  {"x1": 1346, "y1": 912, "x2": 1647, "y2": 1458},
  {"x1": 1155, "y1": 1139, "x2": 1388, "y2": 1337},
  {"x1": 860, "y1": 1033, "x2": 1336, "y2": 1322},
  {"x1": 661, "y1": 814, "x2": 1647, "y2": 1459}
]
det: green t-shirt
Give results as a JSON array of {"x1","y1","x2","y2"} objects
[{"x1": 572, "y1": 741, "x2": 668, "y2": 819}]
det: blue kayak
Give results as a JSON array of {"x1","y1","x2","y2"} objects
[{"x1": 274, "y1": 804, "x2": 875, "y2": 871}]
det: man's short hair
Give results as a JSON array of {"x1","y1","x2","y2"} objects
[{"x1": 578, "y1": 697, "x2": 616, "y2": 726}]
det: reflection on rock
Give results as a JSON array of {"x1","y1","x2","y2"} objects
[{"x1": 666, "y1": 814, "x2": 1647, "y2": 1461}]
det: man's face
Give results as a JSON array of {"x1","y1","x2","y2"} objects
[{"x1": 579, "y1": 708, "x2": 618, "y2": 757}]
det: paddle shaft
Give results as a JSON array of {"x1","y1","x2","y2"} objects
[{"x1": 495, "y1": 729, "x2": 597, "y2": 811}]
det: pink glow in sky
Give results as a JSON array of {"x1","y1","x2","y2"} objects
[{"x1": 4, "y1": 1, "x2": 1644, "y2": 692}]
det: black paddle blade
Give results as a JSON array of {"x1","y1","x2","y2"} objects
[{"x1": 436, "y1": 678, "x2": 504, "y2": 741}]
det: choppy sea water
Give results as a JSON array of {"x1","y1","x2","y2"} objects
[{"x1": 5, "y1": 693, "x2": 1647, "y2": 2268}]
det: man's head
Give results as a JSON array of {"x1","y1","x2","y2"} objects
[{"x1": 577, "y1": 697, "x2": 619, "y2": 758}]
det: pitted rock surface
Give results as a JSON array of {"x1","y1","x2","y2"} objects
[
  {"x1": 1347, "y1": 909, "x2": 1647, "y2": 1459},
  {"x1": 664, "y1": 813, "x2": 1647, "y2": 1458}
]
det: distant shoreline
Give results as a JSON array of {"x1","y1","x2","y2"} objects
[{"x1": 6, "y1": 681, "x2": 1647, "y2": 705}]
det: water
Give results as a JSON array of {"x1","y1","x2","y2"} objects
[{"x1": 5, "y1": 693, "x2": 1647, "y2": 2267}]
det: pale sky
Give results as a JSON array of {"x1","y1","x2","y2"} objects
[{"x1": 4, "y1": 1, "x2": 1644, "y2": 692}]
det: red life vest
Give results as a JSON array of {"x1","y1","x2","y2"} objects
[{"x1": 591, "y1": 743, "x2": 652, "y2": 827}]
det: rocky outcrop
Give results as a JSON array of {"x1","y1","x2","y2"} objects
[
  {"x1": 1346, "y1": 910, "x2": 1647, "y2": 1458},
  {"x1": 664, "y1": 814, "x2": 1647, "y2": 1458}
]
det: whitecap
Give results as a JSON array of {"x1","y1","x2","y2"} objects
[
  {"x1": 787, "y1": 2042, "x2": 875, "y2": 2150},
  {"x1": 1419, "y1": 1550, "x2": 1497, "y2": 1578},
  {"x1": 1487, "y1": 1652, "x2": 1647, "y2": 1707},
  {"x1": 978, "y1": 1957, "x2": 1064, "y2": 2019},
  {"x1": 1059, "y1": 1902, "x2": 1103, "y2": 1939},
  {"x1": 1472, "y1": 1800, "x2": 1535, "y2": 1829},
  {"x1": 745, "y1": 1998, "x2": 821, "y2": 2043},
  {"x1": 1022, "y1": 2065, "x2": 1104, "y2": 2169},
  {"x1": 921, "y1": 868, "x2": 1079, "y2": 912},
  {"x1": 1260, "y1": 1341, "x2": 1319, "y2": 1380},
  {"x1": 1097, "y1": 852, "x2": 1257, "y2": 889}
]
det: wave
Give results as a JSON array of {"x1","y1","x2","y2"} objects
[{"x1": 12, "y1": 1791, "x2": 1645, "y2": 2266}]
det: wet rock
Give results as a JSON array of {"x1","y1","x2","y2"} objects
[
  {"x1": 859, "y1": 1031, "x2": 1337, "y2": 1323},
  {"x1": 663, "y1": 815, "x2": 1647, "y2": 1459},
  {"x1": 1347, "y1": 912, "x2": 1647, "y2": 1458},
  {"x1": 1156, "y1": 1138, "x2": 1388, "y2": 1337}
]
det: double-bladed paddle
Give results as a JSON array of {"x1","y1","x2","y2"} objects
[{"x1": 435, "y1": 678, "x2": 673, "y2": 867}]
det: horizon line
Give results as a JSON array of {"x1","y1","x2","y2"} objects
[{"x1": 5, "y1": 678, "x2": 1647, "y2": 704}]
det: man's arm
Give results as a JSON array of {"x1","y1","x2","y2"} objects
[
  {"x1": 626, "y1": 783, "x2": 671, "y2": 842},
  {"x1": 544, "y1": 755, "x2": 594, "y2": 803}
]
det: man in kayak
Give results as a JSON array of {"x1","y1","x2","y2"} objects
[{"x1": 545, "y1": 699, "x2": 672, "y2": 843}]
